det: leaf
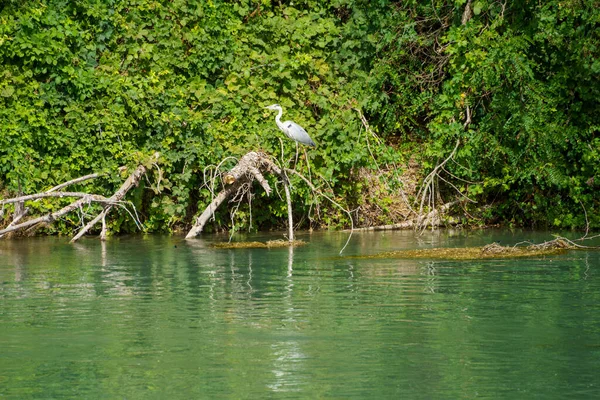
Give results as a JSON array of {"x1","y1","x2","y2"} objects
[{"x1": 1, "y1": 85, "x2": 15, "y2": 97}]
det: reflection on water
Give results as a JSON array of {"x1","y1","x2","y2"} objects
[{"x1": 1, "y1": 230, "x2": 600, "y2": 398}]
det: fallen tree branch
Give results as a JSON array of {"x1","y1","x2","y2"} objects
[
  {"x1": 0, "y1": 194, "x2": 106, "y2": 237},
  {"x1": 70, "y1": 162, "x2": 149, "y2": 242},
  {"x1": 46, "y1": 172, "x2": 103, "y2": 193},
  {"x1": 186, "y1": 179, "x2": 248, "y2": 239},
  {"x1": 515, "y1": 236, "x2": 600, "y2": 251},
  {"x1": 0, "y1": 191, "x2": 101, "y2": 205},
  {"x1": 0, "y1": 172, "x2": 105, "y2": 238},
  {"x1": 351, "y1": 220, "x2": 416, "y2": 232},
  {"x1": 350, "y1": 202, "x2": 458, "y2": 232},
  {"x1": 186, "y1": 151, "x2": 293, "y2": 240},
  {"x1": 0, "y1": 158, "x2": 153, "y2": 241}
]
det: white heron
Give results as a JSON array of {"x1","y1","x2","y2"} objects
[{"x1": 265, "y1": 104, "x2": 316, "y2": 147}]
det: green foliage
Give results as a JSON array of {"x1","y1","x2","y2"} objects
[
  {"x1": 367, "y1": 0, "x2": 600, "y2": 229},
  {"x1": 1, "y1": 0, "x2": 598, "y2": 233},
  {"x1": 0, "y1": 0, "x2": 391, "y2": 233}
]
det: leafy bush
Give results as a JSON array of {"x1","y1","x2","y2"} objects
[{"x1": 1, "y1": 0, "x2": 598, "y2": 233}]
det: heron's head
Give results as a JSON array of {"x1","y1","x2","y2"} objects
[{"x1": 265, "y1": 104, "x2": 281, "y2": 111}]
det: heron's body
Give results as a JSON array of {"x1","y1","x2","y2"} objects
[{"x1": 266, "y1": 104, "x2": 316, "y2": 147}]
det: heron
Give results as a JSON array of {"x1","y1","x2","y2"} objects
[{"x1": 265, "y1": 104, "x2": 316, "y2": 147}]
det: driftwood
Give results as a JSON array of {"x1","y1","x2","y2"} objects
[
  {"x1": 0, "y1": 159, "x2": 152, "y2": 241},
  {"x1": 0, "y1": 194, "x2": 107, "y2": 237},
  {"x1": 0, "y1": 172, "x2": 104, "y2": 239},
  {"x1": 186, "y1": 151, "x2": 294, "y2": 240},
  {"x1": 70, "y1": 163, "x2": 148, "y2": 242},
  {"x1": 350, "y1": 202, "x2": 457, "y2": 232},
  {"x1": 186, "y1": 151, "x2": 356, "y2": 254}
]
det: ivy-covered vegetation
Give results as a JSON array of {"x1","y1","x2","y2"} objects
[{"x1": 1, "y1": 0, "x2": 599, "y2": 235}]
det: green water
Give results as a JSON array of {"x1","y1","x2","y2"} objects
[{"x1": 1, "y1": 230, "x2": 599, "y2": 399}]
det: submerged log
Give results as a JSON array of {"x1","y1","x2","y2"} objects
[
  {"x1": 344, "y1": 237, "x2": 598, "y2": 261},
  {"x1": 347, "y1": 245, "x2": 567, "y2": 261},
  {"x1": 211, "y1": 239, "x2": 306, "y2": 249}
]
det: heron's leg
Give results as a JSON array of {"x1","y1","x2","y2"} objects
[
  {"x1": 294, "y1": 142, "x2": 299, "y2": 169},
  {"x1": 303, "y1": 147, "x2": 312, "y2": 182}
]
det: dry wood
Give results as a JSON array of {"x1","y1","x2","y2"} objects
[
  {"x1": 0, "y1": 171, "x2": 106, "y2": 238},
  {"x1": 186, "y1": 151, "x2": 292, "y2": 240},
  {"x1": 354, "y1": 108, "x2": 414, "y2": 217},
  {"x1": 283, "y1": 179, "x2": 294, "y2": 242},
  {"x1": 70, "y1": 163, "x2": 148, "y2": 242},
  {"x1": 0, "y1": 160, "x2": 151, "y2": 241},
  {"x1": 415, "y1": 101, "x2": 477, "y2": 233},
  {"x1": 351, "y1": 221, "x2": 415, "y2": 232},
  {"x1": 461, "y1": 0, "x2": 473, "y2": 25},
  {"x1": 0, "y1": 191, "x2": 100, "y2": 205},
  {"x1": 186, "y1": 179, "x2": 247, "y2": 239},
  {"x1": 0, "y1": 194, "x2": 106, "y2": 237},
  {"x1": 0, "y1": 208, "x2": 29, "y2": 239},
  {"x1": 187, "y1": 151, "x2": 354, "y2": 251},
  {"x1": 350, "y1": 202, "x2": 457, "y2": 232},
  {"x1": 46, "y1": 172, "x2": 102, "y2": 193},
  {"x1": 284, "y1": 167, "x2": 354, "y2": 254}
]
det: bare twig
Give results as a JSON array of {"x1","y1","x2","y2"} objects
[
  {"x1": 416, "y1": 138, "x2": 462, "y2": 232},
  {"x1": 1, "y1": 191, "x2": 101, "y2": 205},
  {"x1": 283, "y1": 178, "x2": 294, "y2": 242},
  {"x1": 354, "y1": 108, "x2": 414, "y2": 215},
  {"x1": 46, "y1": 172, "x2": 102, "y2": 193},
  {"x1": 579, "y1": 200, "x2": 589, "y2": 239},
  {"x1": 284, "y1": 168, "x2": 354, "y2": 254}
]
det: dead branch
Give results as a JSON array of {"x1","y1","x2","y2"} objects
[
  {"x1": 416, "y1": 139, "x2": 465, "y2": 232},
  {"x1": 416, "y1": 100, "x2": 477, "y2": 234},
  {"x1": 516, "y1": 235, "x2": 600, "y2": 251},
  {"x1": 0, "y1": 159, "x2": 152, "y2": 241},
  {"x1": 284, "y1": 167, "x2": 354, "y2": 254},
  {"x1": 0, "y1": 208, "x2": 29, "y2": 239},
  {"x1": 186, "y1": 179, "x2": 247, "y2": 239},
  {"x1": 46, "y1": 172, "x2": 103, "y2": 193},
  {"x1": 283, "y1": 177, "x2": 294, "y2": 242},
  {"x1": 186, "y1": 151, "x2": 352, "y2": 250},
  {"x1": 70, "y1": 163, "x2": 149, "y2": 242},
  {"x1": 0, "y1": 194, "x2": 106, "y2": 237},
  {"x1": 186, "y1": 151, "x2": 293, "y2": 240},
  {"x1": 0, "y1": 170, "x2": 107, "y2": 237},
  {"x1": 351, "y1": 220, "x2": 415, "y2": 231},
  {"x1": 354, "y1": 108, "x2": 415, "y2": 217},
  {"x1": 352, "y1": 201, "x2": 458, "y2": 232},
  {"x1": 248, "y1": 166, "x2": 272, "y2": 195},
  {"x1": 0, "y1": 191, "x2": 101, "y2": 205},
  {"x1": 461, "y1": 0, "x2": 473, "y2": 25}
]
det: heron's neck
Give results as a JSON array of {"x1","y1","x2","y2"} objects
[{"x1": 274, "y1": 108, "x2": 285, "y2": 130}]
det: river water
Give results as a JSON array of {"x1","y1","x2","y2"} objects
[{"x1": 1, "y1": 230, "x2": 599, "y2": 398}]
